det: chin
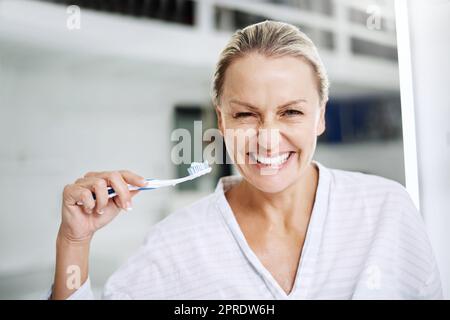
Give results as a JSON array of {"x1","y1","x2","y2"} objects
[{"x1": 248, "y1": 177, "x2": 294, "y2": 194}]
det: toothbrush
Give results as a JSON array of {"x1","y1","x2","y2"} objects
[{"x1": 93, "y1": 161, "x2": 212, "y2": 200}]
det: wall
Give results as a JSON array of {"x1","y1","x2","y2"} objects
[{"x1": 407, "y1": 0, "x2": 450, "y2": 299}]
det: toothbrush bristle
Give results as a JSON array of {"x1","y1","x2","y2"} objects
[{"x1": 187, "y1": 161, "x2": 210, "y2": 175}]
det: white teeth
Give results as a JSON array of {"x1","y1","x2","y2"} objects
[{"x1": 249, "y1": 152, "x2": 291, "y2": 166}]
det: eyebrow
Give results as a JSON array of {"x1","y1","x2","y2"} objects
[{"x1": 229, "y1": 99, "x2": 307, "y2": 110}]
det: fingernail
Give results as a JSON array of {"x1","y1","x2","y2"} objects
[
  {"x1": 76, "y1": 201, "x2": 83, "y2": 206},
  {"x1": 97, "y1": 209, "x2": 104, "y2": 215},
  {"x1": 126, "y1": 201, "x2": 133, "y2": 211}
]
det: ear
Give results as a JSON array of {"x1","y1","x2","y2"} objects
[
  {"x1": 215, "y1": 106, "x2": 224, "y2": 136},
  {"x1": 317, "y1": 101, "x2": 327, "y2": 136}
]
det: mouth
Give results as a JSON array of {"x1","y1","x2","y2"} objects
[{"x1": 247, "y1": 151, "x2": 295, "y2": 169}]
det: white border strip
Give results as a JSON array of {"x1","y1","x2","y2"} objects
[{"x1": 395, "y1": 0, "x2": 421, "y2": 210}]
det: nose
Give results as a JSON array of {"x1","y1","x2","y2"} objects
[{"x1": 257, "y1": 120, "x2": 281, "y2": 154}]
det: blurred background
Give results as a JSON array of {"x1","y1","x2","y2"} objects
[{"x1": 0, "y1": 0, "x2": 411, "y2": 299}]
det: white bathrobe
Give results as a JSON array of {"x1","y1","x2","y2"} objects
[{"x1": 50, "y1": 161, "x2": 442, "y2": 299}]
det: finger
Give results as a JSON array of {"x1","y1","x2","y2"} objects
[
  {"x1": 130, "y1": 190, "x2": 140, "y2": 198},
  {"x1": 90, "y1": 178, "x2": 109, "y2": 214},
  {"x1": 106, "y1": 171, "x2": 131, "y2": 210},
  {"x1": 83, "y1": 171, "x2": 131, "y2": 210},
  {"x1": 117, "y1": 190, "x2": 140, "y2": 212},
  {"x1": 66, "y1": 184, "x2": 95, "y2": 214},
  {"x1": 63, "y1": 184, "x2": 78, "y2": 206},
  {"x1": 74, "y1": 177, "x2": 109, "y2": 214},
  {"x1": 82, "y1": 170, "x2": 141, "y2": 210},
  {"x1": 83, "y1": 170, "x2": 146, "y2": 189},
  {"x1": 119, "y1": 170, "x2": 147, "y2": 187},
  {"x1": 112, "y1": 190, "x2": 140, "y2": 211},
  {"x1": 83, "y1": 171, "x2": 100, "y2": 178}
]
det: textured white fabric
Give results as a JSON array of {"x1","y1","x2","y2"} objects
[{"x1": 49, "y1": 161, "x2": 442, "y2": 299}]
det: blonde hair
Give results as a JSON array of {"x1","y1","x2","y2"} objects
[{"x1": 212, "y1": 20, "x2": 329, "y2": 106}]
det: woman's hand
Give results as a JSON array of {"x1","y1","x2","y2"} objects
[
  {"x1": 59, "y1": 170, "x2": 147, "y2": 243},
  {"x1": 52, "y1": 170, "x2": 146, "y2": 299}
]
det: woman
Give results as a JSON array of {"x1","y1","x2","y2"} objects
[{"x1": 50, "y1": 21, "x2": 442, "y2": 299}]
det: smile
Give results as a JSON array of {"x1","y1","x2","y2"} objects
[{"x1": 248, "y1": 152, "x2": 294, "y2": 166}]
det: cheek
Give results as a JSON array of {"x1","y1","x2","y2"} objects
[
  {"x1": 283, "y1": 122, "x2": 319, "y2": 149},
  {"x1": 222, "y1": 116, "x2": 258, "y2": 148},
  {"x1": 223, "y1": 129, "x2": 257, "y2": 159}
]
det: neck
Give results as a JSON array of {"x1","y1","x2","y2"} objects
[{"x1": 230, "y1": 162, "x2": 319, "y2": 227}]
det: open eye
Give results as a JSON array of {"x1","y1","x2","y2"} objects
[
  {"x1": 234, "y1": 112, "x2": 256, "y2": 118},
  {"x1": 282, "y1": 109, "x2": 303, "y2": 117}
]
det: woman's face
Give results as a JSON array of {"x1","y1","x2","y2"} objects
[{"x1": 216, "y1": 53, "x2": 326, "y2": 193}]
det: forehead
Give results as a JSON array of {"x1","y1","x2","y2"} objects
[{"x1": 222, "y1": 53, "x2": 318, "y2": 103}]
